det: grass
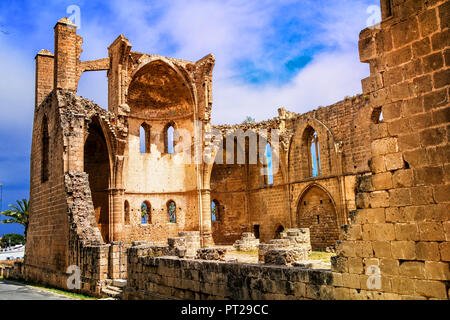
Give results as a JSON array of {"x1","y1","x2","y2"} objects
[
  {"x1": 228, "y1": 249, "x2": 258, "y2": 256},
  {"x1": 309, "y1": 251, "x2": 335, "y2": 263},
  {"x1": 1, "y1": 278, "x2": 97, "y2": 300}
]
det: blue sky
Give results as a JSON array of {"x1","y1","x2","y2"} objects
[{"x1": 0, "y1": 0, "x2": 380, "y2": 235}]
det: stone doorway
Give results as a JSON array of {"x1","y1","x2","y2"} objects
[{"x1": 84, "y1": 117, "x2": 111, "y2": 243}]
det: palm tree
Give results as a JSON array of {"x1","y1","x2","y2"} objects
[{"x1": 0, "y1": 199, "x2": 29, "y2": 238}]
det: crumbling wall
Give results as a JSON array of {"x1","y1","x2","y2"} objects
[
  {"x1": 332, "y1": 0, "x2": 450, "y2": 299},
  {"x1": 123, "y1": 251, "x2": 335, "y2": 300}
]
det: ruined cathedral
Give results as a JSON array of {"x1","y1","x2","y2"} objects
[{"x1": 23, "y1": 0, "x2": 449, "y2": 300}]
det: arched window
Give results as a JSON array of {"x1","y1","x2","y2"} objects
[
  {"x1": 167, "y1": 200, "x2": 176, "y2": 223},
  {"x1": 165, "y1": 124, "x2": 175, "y2": 154},
  {"x1": 264, "y1": 142, "x2": 273, "y2": 185},
  {"x1": 310, "y1": 131, "x2": 321, "y2": 177},
  {"x1": 41, "y1": 115, "x2": 49, "y2": 182},
  {"x1": 211, "y1": 200, "x2": 220, "y2": 222},
  {"x1": 124, "y1": 200, "x2": 130, "y2": 225},
  {"x1": 141, "y1": 201, "x2": 150, "y2": 224},
  {"x1": 140, "y1": 123, "x2": 150, "y2": 153}
]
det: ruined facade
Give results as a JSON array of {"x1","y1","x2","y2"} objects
[{"x1": 25, "y1": 0, "x2": 449, "y2": 299}]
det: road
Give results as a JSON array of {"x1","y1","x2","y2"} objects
[{"x1": 0, "y1": 279, "x2": 73, "y2": 300}]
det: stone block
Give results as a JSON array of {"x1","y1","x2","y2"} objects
[{"x1": 391, "y1": 241, "x2": 416, "y2": 260}]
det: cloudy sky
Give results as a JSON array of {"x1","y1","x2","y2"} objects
[{"x1": 0, "y1": 0, "x2": 379, "y2": 235}]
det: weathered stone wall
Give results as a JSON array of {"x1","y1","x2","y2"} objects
[
  {"x1": 210, "y1": 96, "x2": 372, "y2": 245},
  {"x1": 27, "y1": 92, "x2": 70, "y2": 276},
  {"x1": 123, "y1": 251, "x2": 335, "y2": 300},
  {"x1": 331, "y1": 0, "x2": 450, "y2": 300}
]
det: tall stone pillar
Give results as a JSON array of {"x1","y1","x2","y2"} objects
[
  {"x1": 110, "y1": 189, "x2": 124, "y2": 242},
  {"x1": 54, "y1": 18, "x2": 79, "y2": 91},
  {"x1": 200, "y1": 189, "x2": 214, "y2": 246},
  {"x1": 111, "y1": 155, "x2": 125, "y2": 242},
  {"x1": 107, "y1": 35, "x2": 131, "y2": 115},
  {"x1": 35, "y1": 50, "x2": 54, "y2": 107}
]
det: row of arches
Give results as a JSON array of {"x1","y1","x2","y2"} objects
[
  {"x1": 139, "y1": 122, "x2": 175, "y2": 154},
  {"x1": 124, "y1": 200, "x2": 177, "y2": 225}
]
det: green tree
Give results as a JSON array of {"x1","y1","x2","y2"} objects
[
  {"x1": 1, "y1": 233, "x2": 25, "y2": 247},
  {"x1": 0, "y1": 199, "x2": 29, "y2": 238},
  {"x1": 242, "y1": 116, "x2": 256, "y2": 124}
]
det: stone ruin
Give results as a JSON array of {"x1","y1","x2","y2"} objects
[
  {"x1": 232, "y1": 232, "x2": 260, "y2": 251},
  {"x1": 15, "y1": 0, "x2": 449, "y2": 300},
  {"x1": 258, "y1": 228, "x2": 312, "y2": 265}
]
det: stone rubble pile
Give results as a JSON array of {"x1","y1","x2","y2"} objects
[
  {"x1": 196, "y1": 248, "x2": 227, "y2": 261},
  {"x1": 232, "y1": 232, "x2": 260, "y2": 251},
  {"x1": 258, "y1": 228, "x2": 312, "y2": 265}
]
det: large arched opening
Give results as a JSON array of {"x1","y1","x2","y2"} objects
[
  {"x1": 84, "y1": 117, "x2": 111, "y2": 243},
  {"x1": 296, "y1": 185, "x2": 339, "y2": 251}
]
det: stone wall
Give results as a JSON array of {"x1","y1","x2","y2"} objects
[
  {"x1": 123, "y1": 252, "x2": 335, "y2": 300},
  {"x1": 331, "y1": 0, "x2": 449, "y2": 300}
]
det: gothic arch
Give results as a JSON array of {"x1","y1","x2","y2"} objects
[
  {"x1": 127, "y1": 58, "x2": 197, "y2": 119},
  {"x1": 288, "y1": 118, "x2": 338, "y2": 181},
  {"x1": 84, "y1": 116, "x2": 112, "y2": 242},
  {"x1": 295, "y1": 183, "x2": 339, "y2": 250}
]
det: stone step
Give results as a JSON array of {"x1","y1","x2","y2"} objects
[
  {"x1": 107, "y1": 285, "x2": 122, "y2": 293},
  {"x1": 101, "y1": 285, "x2": 123, "y2": 299},
  {"x1": 112, "y1": 279, "x2": 127, "y2": 288}
]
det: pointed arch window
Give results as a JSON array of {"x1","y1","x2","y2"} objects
[
  {"x1": 264, "y1": 142, "x2": 274, "y2": 185},
  {"x1": 41, "y1": 115, "x2": 49, "y2": 182},
  {"x1": 165, "y1": 124, "x2": 175, "y2": 154},
  {"x1": 167, "y1": 200, "x2": 176, "y2": 223},
  {"x1": 211, "y1": 199, "x2": 220, "y2": 222},
  {"x1": 140, "y1": 123, "x2": 151, "y2": 153},
  {"x1": 310, "y1": 131, "x2": 321, "y2": 177},
  {"x1": 141, "y1": 201, "x2": 151, "y2": 224}
]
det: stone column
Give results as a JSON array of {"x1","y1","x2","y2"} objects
[
  {"x1": 110, "y1": 189, "x2": 124, "y2": 242},
  {"x1": 200, "y1": 189, "x2": 214, "y2": 246},
  {"x1": 111, "y1": 155, "x2": 125, "y2": 242}
]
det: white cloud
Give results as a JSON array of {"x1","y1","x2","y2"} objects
[{"x1": 212, "y1": 49, "x2": 369, "y2": 124}]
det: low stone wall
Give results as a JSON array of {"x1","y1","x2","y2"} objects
[
  {"x1": 123, "y1": 253, "x2": 335, "y2": 300},
  {"x1": 0, "y1": 261, "x2": 23, "y2": 280},
  {"x1": 123, "y1": 248, "x2": 431, "y2": 300}
]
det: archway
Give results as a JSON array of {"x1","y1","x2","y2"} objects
[
  {"x1": 84, "y1": 117, "x2": 111, "y2": 243},
  {"x1": 296, "y1": 185, "x2": 339, "y2": 250},
  {"x1": 274, "y1": 225, "x2": 284, "y2": 239}
]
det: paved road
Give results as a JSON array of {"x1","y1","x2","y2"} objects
[{"x1": 0, "y1": 279, "x2": 73, "y2": 300}]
